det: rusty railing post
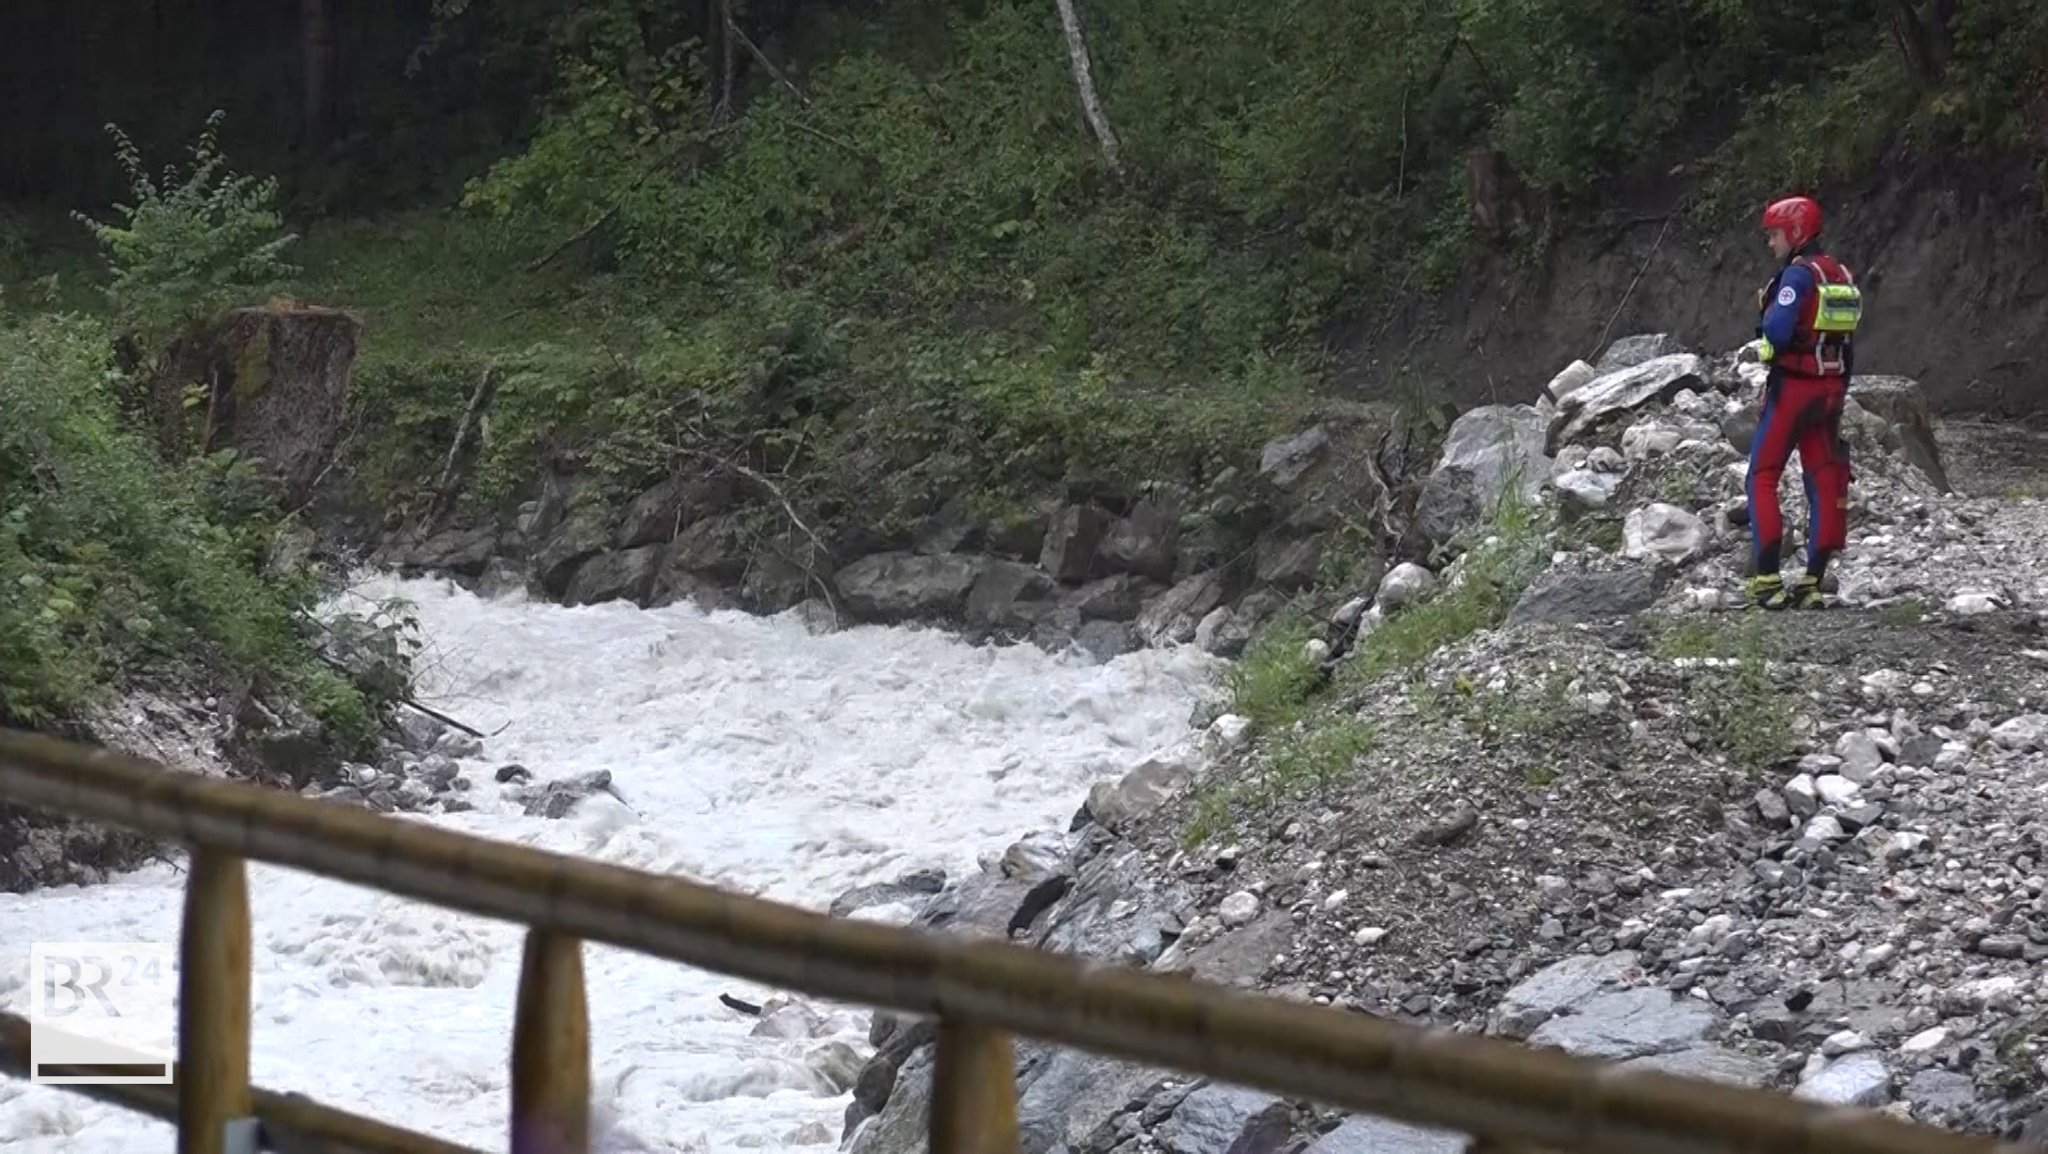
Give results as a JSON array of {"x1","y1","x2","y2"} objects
[
  {"x1": 510, "y1": 930, "x2": 589, "y2": 1154},
  {"x1": 930, "y1": 1017, "x2": 1019, "y2": 1154},
  {"x1": 178, "y1": 847, "x2": 252, "y2": 1154}
]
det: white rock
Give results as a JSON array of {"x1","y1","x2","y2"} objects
[
  {"x1": 1622, "y1": 503, "x2": 1711, "y2": 566},
  {"x1": 1334, "y1": 596, "x2": 1370, "y2": 626},
  {"x1": 1815, "y1": 776, "x2": 1862, "y2": 806},
  {"x1": 1621, "y1": 423, "x2": 1683, "y2": 460},
  {"x1": 1805, "y1": 814, "x2": 1847, "y2": 842},
  {"x1": 1992, "y1": 714, "x2": 2048, "y2": 752},
  {"x1": 1784, "y1": 774, "x2": 1819, "y2": 814},
  {"x1": 1587, "y1": 447, "x2": 1626, "y2": 473},
  {"x1": 1218, "y1": 891, "x2": 1259, "y2": 927},
  {"x1": 1794, "y1": 1052, "x2": 1891, "y2": 1108},
  {"x1": 1302, "y1": 638, "x2": 1331, "y2": 664},
  {"x1": 1353, "y1": 926, "x2": 1388, "y2": 947},
  {"x1": 1204, "y1": 714, "x2": 1252, "y2": 755},
  {"x1": 1546, "y1": 359, "x2": 1598, "y2": 402},
  {"x1": 1822, "y1": 1030, "x2": 1870, "y2": 1057},
  {"x1": 1554, "y1": 468, "x2": 1623, "y2": 510},
  {"x1": 1376, "y1": 563, "x2": 1437, "y2": 612},
  {"x1": 1323, "y1": 889, "x2": 1349, "y2": 911},
  {"x1": 1948, "y1": 591, "x2": 2004, "y2": 615},
  {"x1": 1901, "y1": 1027, "x2": 1949, "y2": 1055}
]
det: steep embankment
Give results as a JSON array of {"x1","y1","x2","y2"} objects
[
  {"x1": 1344, "y1": 153, "x2": 2048, "y2": 420},
  {"x1": 828, "y1": 338, "x2": 2048, "y2": 1153}
]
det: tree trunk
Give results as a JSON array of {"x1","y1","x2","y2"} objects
[
  {"x1": 715, "y1": 0, "x2": 738, "y2": 123},
  {"x1": 1890, "y1": 0, "x2": 1954, "y2": 89},
  {"x1": 299, "y1": 0, "x2": 335, "y2": 145},
  {"x1": 1052, "y1": 0, "x2": 1122, "y2": 176}
]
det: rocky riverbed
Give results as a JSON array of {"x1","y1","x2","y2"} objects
[{"x1": 830, "y1": 336, "x2": 2048, "y2": 1153}]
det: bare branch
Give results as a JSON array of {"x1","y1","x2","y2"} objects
[{"x1": 1052, "y1": 0, "x2": 1123, "y2": 175}]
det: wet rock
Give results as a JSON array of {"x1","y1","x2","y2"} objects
[
  {"x1": 1074, "y1": 620, "x2": 1141, "y2": 662},
  {"x1": 659, "y1": 513, "x2": 752, "y2": 584},
  {"x1": 1103, "y1": 501, "x2": 1180, "y2": 582},
  {"x1": 1064, "y1": 574, "x2": 1156, "y2": 623},
  {"x1": 1507, "y1": 566, "x2": 1663, "y2": 627},
  {"x1": 1088, "y1": 751, "x2": 1200, "y2": 829},
  {"x1": 751, "y1": 998, "x2": 833, "y2": 1040},
  {"x1": 396, "y1": 524, "x2": 498, "y2": 576},
  {"x1": 1042, "y1": 506, "x2": 1115, "y2": 582},
  {"x1": 615, "y1": 473, "x2": 731, "y2": 549},
  {"x1": 510, "y1": 769, "x2": 620, "y2": 819},
  {"x1": 807, "y1": 1040, "x2": 869, "y2": 1095},
  {"x1": 835, "y1": 552, "x2": 987, "y2": 622},
  {"x1": 967, "y1": 561, "x2": 1059, "y2": 629},
  {"x1": 563, "y1": 545, "x2": 663, "y2": 606},
  {"x1": 830, "y1": 868, "x2": 948, "y2": 918},
  {"x1": 534, "y1": 503, "x2": 615, "y2": 596},
  {"x1": 1137, "y1": 571, "x2": 1231, "y2": 647}
]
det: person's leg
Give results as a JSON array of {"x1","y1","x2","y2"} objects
[
  {"x1": 1799, "y1": 382, "x2": 1851, "y2": 586},
  {"x1": 1746, "y1": 379, "x2": 1797, "y2": 601}
]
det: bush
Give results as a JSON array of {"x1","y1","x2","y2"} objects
[
  {"x1": 0, "y1": 313, "x2": 374, "y2": 745},
  {"x1": 71, "y1": 110, "x2": 299, "y2": 353}
]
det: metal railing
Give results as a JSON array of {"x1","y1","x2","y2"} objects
[{"x1": 0, "y1": 728, "x2": 2030, "y2": 1154}]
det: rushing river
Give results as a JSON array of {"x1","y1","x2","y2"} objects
[{"x1": 0, "y1": 572, "x2": 1218, "y2": 1153}]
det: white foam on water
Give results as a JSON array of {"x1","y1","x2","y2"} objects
[{"x1": 0, "y1": 572, "x2": 1218, "y2": 1152}]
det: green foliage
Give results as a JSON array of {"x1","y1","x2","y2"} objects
[
  {"x1": 0, "y1": 313, "x2": 378, "y2": 747},
  {"x1": 71, "y1": 111, "x2": 299, "y2": 350},
  {"x1": 1223, "y1": 614, "x2": 1324, "y2": 735},
  {"x1": 1339, "y1": 498, "x2": 1549, "y2": 686},
  {"x1": 1653, "y1": 615, "x2": 1802, "y2": 771}
]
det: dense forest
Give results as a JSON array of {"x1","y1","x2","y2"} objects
[{"x1": 0, "y1": 0, "x2": 2043, "y2": 732}]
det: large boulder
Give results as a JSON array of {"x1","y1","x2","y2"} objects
[
  {"x1": 1101, "y1": 500, "x2": 1180, "y2": 581},
  {"x1": 564, "y1": 545, "x2": 663, "y2": 606},
  {"x1": 1413, "y1": 404, "x2": 1552, "y2": 547},
  {"x1": 1622, "y1": 503, "x2": 1711, "y2": 567},
  {"x1": 835, "y1": 553, "x2": 987, "y2": 621},
  {"x1": 614, "y1": 472, "x2": 736, "y2": 549},
  {"x1": 1594, "y1": 332, "x2": 1685, "y2": 374},
  {"x1": 1849, "y1": 375, "x2": 1951, "y2": 492},
  {"x1": 1136, "y1": 570, "x2": 1233, "y2": 647},
  {"x1": 1548, "y1": 354, "x2": 1705, "y2": 450},
  {"x1": 1041, "y1": 506, "x2": 1114, "y2": 583}
]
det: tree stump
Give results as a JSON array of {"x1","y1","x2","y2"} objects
[{"x1": 156, "y1": 300, "x2": 361, "y2": 506}]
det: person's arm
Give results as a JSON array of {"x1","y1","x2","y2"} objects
[{"x1": 1756, "y1": 264, "x2": 1815, "y2": 364}]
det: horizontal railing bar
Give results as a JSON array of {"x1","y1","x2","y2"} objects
[
  {"x1": 0, "y1": 729, "x2": 2028, "y2": 1154},
  {"x1": 0, "y1": 1011, "x2": 485, "y2": 1154}
]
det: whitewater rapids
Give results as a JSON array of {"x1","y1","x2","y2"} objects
[{"x1": 0, "y1": 573, "x2": 1219, "y2": 1153}]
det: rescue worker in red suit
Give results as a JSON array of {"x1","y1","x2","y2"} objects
[{"x1": 1746, "y1": 195, "x2": 1862, "y2": 609}]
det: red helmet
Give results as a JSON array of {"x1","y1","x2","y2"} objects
[{"x1": 1762, "y1": 196, "x2": 1822, "y2": 249}]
